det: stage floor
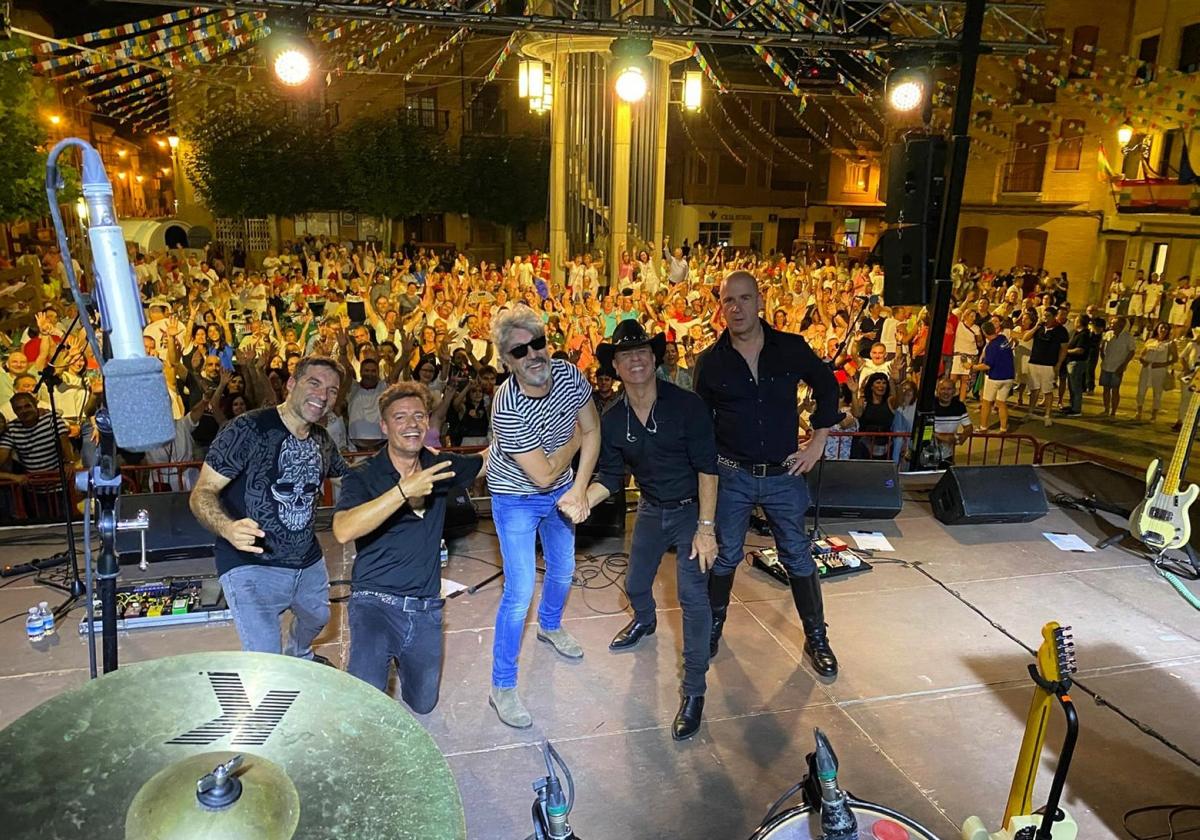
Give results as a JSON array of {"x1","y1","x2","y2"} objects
[{"x1": 0, "y1": 465, "x2": 1197, "y2": 839}]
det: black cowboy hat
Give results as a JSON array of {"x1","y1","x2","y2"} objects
[{"x1": 596, "y1": 318, "x2": 667, "y2": 372}]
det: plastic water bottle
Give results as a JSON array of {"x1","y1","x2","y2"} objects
[
  {"x1": 439, "y1": 539, "x2": 449, "y2": 568},
  {"x1": 26, "y1": 608, "x2": 45, "y2": 643},
  {"x1": 38, "y1": 601, "x2": 55, "y2": 636}
]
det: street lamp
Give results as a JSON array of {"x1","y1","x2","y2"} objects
[
  {"x1": 683, "y1": 70, "x2": 703, "y2": 111},
  {"x1": 518, "y1": 58, "x2": 544, "y2": 100},
  {"x1": 1117, "y1": 122, "x2": 1134, "y2": 146},
  {"x1": 611, "y1": 37, "x2": 652, "y2": 104},
  {"x1": 167, "y1": 134, "x2": 180, "y2": 152}
]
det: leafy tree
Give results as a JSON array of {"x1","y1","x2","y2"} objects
[
  {"x1": 457, "y1": 135, "x2": 550, "y2": 226},
  {"x1": 339, "y1": 114, "x2": 457, "y2": 218},
  {"x1": 0, "y1": 38, "x2": 62, "y2": 222}
]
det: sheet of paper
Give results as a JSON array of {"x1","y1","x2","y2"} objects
[
  {"x1": 1042, "y1": 532, "x2": 1095, "y2": 553},
  {"x1": 440, "y1": 578, "x2": 469, "y2": 598},
  {"x1": 847, "y1": 531, "x2": 895, "y2": 552}
]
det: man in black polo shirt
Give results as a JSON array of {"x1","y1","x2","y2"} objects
[
  {"x1": 1015, "y1": 306, "x2": 1069, "y2": 427},
  {"x1": 333, "y1": 381, "x2": 486, "y2": 713},
  {"x1": 694, "y1": 271, "x2": 842, "y2": 678},
  {"x1": 579, "y1": 320, "x2": 718, "y2": 740}
]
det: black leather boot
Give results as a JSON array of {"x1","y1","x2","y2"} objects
[
  {"x1": 788, "y1": 573, "x2": 838, "y2": 677},
  {"x1": 609, "y1": 618, "x2": 657, "y2": 650},
  {"x1": 672, "y1": 695, "x2": 705, "y2": 741},
  {"x1": 708, "y1": 571, "x2": 736, "y2": 657}
]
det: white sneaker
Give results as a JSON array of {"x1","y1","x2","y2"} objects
[{"x1": 1043, "y1": 414, "x2": 1053, "y2": 427}]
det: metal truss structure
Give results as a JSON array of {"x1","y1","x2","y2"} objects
[{"x1": 116, "y1": 0, "x2": 1051, "y2": 53}]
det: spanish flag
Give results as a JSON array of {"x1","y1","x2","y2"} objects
[{"x1": 1097, "y1": 139, "x2": 1118, "y2": 181}]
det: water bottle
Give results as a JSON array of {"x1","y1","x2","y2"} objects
[
  {"x1": 26, "y1": 608, "x2": 45, "y2": 643},
  {"x1": 38, "y1": 601, "x2": 55, "y2": 636},
  {"x1": 439, "y1": 539, "x2": 449, "y2": 568}
]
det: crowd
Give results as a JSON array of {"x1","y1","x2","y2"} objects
[{"x1": 1, "y1": 233, "x2": 1197, "y2": 490}]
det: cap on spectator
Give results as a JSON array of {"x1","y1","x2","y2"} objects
[{"x1": 147, "y1": 297, "x2": 169, "y2": 310}]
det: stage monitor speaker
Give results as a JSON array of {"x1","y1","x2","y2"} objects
[
  {"x1": 115, "y1": 492, "x2": 214, "y2": 564},
  {"x1": 576, "y1": 487, "x2": 627, "y2": 540},
  {"x1": 444, "y1": 487, "x2": 479, "y2": 540},
  {"x1": 930, "y1": 465, "x2": 1048, "y2": 525},
  {"x1": 806, "y1": 460, "x2": 902, "y2": 519}
]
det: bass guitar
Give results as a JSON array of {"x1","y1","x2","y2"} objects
[{"x1": 1129, "y1": 373, "x2": 1200, "y2": 552}]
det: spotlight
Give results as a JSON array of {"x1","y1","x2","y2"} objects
[
  {"x1": 267, "y1": 16, "x2": 315, "y2": 87},
  {"x1": 1117, "y1": 122, "x2": 1133, "y2": 146},
  {"x1": 886, "y1": 77, "x2": 925, "y2": 113},
  {"x1": 274, "y1": 46, "x2": 313, "y2": 86},
  {"x1": 611, "y1": 37, "x2": 652, "y2": 104}
]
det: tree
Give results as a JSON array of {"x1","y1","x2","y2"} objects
[
  {"x1": 339, "y1": 114, "x2": 458, "y2": 220},
  {"x1": 457, "y1": 136, "x2": 550, "y2": 226},
  {"x1": 0, "y1": 37, "x2": 59, "y2": 222}
]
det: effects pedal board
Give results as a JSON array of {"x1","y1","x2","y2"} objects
[
  {"x1": 749, "y1": 537, "x2": 873, "y2": 585},
  {"x1": 78, "y1": 575, "x2": 231, "y2": 634}
]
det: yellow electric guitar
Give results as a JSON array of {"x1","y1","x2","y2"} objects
[
  {"x1": 962, "y1": 622, "x2": 1079, "y2": 840},
  {"x1": 1129, "y1": 374, "x2": 1200, "y2": 552}
]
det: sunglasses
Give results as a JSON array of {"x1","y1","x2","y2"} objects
[{"x1": 507, "y1": 335, "x2": 547, "y2": 359}]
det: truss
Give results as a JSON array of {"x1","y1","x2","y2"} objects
[{"x1": 114, "y1": 0, "x2": 1051, "y2": 53}]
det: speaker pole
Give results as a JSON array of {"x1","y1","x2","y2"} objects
[{"x1": 908, "y1": 0, "x2": 987, "y2": 471}]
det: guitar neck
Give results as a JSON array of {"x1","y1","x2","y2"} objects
[{"x1": 1163, "y1": 388, "x2": 1200, "y2": 495}]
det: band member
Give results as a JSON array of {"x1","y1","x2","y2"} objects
[
  {"x1": 487, "y1": 309, "x2": 601, "y2": 728},
  {"x1": 190, "y1": 355, "x2": 348, "y2": 661},
  {"x1": 332, "y1": 382, "x2": 486, "y2": 712},
  {"x1": 584, "y1": 320, "x2": 718, "y2": 740},
  {"x1": 694, "y1": 272, "x2": 842, "y2": 678}
]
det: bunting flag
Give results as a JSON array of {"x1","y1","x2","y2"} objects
[
  {"x1": 1097, "y1": 139, "x2": 1118, "y2": 181},
  {"x1": 465, "y1": 33, "x2": 518, "y2": 110},
  {"x1": 39, "y1": 8, "x2": 198, "y2": 49},
  {"x1": 402, "y1": 0, "x2": 495, "y2": 82},
  {"x1": 689, "y1": 43, "x2": 727, "y2": 94}
]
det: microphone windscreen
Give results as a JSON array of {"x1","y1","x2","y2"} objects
[{"x1": 103, "y1": 356, "x2": 177, "y2": 452}]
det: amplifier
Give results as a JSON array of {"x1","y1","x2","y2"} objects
[{"x1": 807, "y1": 460, "x2": 902, "y2": 520}]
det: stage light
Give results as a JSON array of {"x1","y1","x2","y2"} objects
[
  {"x1": 167, "y1": 135, "x2": 179, "y2": 151},
  {"x1": 683, "y1": 70, "x2": 703, "y2": 111},
  {"x1": 1117, "y1": 122, "x2": 1133, "y2": 146},
  {"x1": 611, "y1": 37, "x2": 652, "y2": 104},
  {"x1": 887, "y1": 77, "x2": 925, "y2": 113},
  {"x1": 267, "y1": 15, "x2": 316, "y2": 87},
  {"x1": 274, "y1": 47, "x2": 313, "y2": 86}
]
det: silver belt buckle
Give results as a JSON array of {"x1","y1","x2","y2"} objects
[{"x1": 752, "y1": 464, "x2": 768, "y2": 478}]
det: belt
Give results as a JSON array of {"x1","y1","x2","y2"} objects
[
  {"x1": 717, "y1": 455, "x2": 792, "y2": 477},
  {"x1": 353, "y1": 590, "x2": 445, "y2": 611},
  {"x1": 640, "y1": 495, "x2": 696, "y2": 510}
]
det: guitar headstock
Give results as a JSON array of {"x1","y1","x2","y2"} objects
[{"x1": 1037, "y1": 622, "x2": 1077, "y2": 682}]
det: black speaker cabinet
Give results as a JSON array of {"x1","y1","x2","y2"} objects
[
  {"x1": 931, "y1": 465, "x2": 1048, "y2": 525},
  {"x1": 806, "y1": 460, "x2": 902, "y2": 519},
  {"x1": 576, "y1": 486, "x2": 627, "y2": 540},
  {"x1": 444, "y1": 486, "x2": 479, "y2": 540},
  {"x1": 115, "y1": 492, "x2": 214, "y2": 564}
]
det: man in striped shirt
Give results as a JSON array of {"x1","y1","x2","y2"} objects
[
  {"x1": 0, "y1": 393, "x2": 73, "y2": 478},
  {"x1": 486, "y1": 308, "x2": 601, "y2": 729}
]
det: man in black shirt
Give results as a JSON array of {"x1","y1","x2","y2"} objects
[
  {"x1": 694, "y1": 272, "x2": 842, "y2": 678},
  {"x1": 333, "y1": 382, "x2": 486, "y2": 712},
  {"x1": 1016, "y1": 306, "x2": 1069, "y2": 427},
  {"x1": 582, "y1": 320, "x2": 718, "y2": 740},
  {"x1": 190, "y1": 356, "x2": 349, "y2": 661}
]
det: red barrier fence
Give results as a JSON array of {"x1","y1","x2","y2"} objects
[{"x1": 0, "y1": 434, "x2": 1141, "y2": 526}]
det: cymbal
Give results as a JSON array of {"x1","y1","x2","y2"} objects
[{"x1": 0, "y1": 652, "x2": 465, "y2": 840}]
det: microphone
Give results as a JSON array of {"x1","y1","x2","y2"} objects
[{"x1": 76, "y1": 142, "x2": 175, "y2": 451}]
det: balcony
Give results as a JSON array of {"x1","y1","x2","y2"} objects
[
  {"x1": 1001, "y1": 162, "x2": 1045, "y2": 194},
  {"x1": 1115, "y1": 178, "x2": 1200, "y2": 214},
  {"x1": 403, "y1": 107, "x2": 450, "y2": 132},
  {"x1": 464, "y1": 107, "x2": 508, "y2": 135}
]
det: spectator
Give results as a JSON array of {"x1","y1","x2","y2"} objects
[{"x1": 973, "y1": 319, "x2": 1016, "y2": 433}]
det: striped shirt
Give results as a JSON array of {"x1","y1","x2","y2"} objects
[
  {"x1": 487, "y1": 359, "x2": 591, "y2": 495},
  {"x1": 0, "y1": 410, "x2": 68, "y2": 472}
]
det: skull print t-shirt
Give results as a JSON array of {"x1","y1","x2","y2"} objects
[{"x1": 205, "y1": 407, "x2": 349, "y2": 575}]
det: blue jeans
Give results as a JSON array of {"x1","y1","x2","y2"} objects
[
  {"x1": 713, "y1": 463, "x2": 815, "y2": 578},
  {"x1": 491, "y1": 486, "x2": 576, "y2": 689},
  {"x1": 1067, "y1": 360, "x2": 1087, "y2": 413},
  {"x1": 347, "y1": 591, "x2": 444, "y2": 714},
  {"x1": 219, "y1": 561, "x2": 330, "y2": 658}
]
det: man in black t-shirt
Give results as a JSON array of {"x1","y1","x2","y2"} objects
[
  {"x1": 190, "y1": 356, "x2": 348, "y2": 660},
  {"x1": 1016, "y1": 306, "x2": 1069, "y2": 427},
  {"x1": 333, "y1": 382, "x2": 485, "y2": 713}
]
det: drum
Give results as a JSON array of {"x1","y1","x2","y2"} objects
[{"x1": 750, "y1": 798, "x2": 943, "y2": 840}]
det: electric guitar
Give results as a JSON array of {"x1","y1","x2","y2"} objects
[{"x1": 1129, "y1": 372, "x2": 1200, "y2": 552}]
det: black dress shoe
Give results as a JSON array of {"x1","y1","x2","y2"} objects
[
  {"x1": 609, "y1": 618, "x2": 657, "y2": 650},
  {"x1": 672, "y1": 695, "x2": 704, "y2": 741},
  {"x1": 789, "y1": 573, "x2": 839, "y2": 678},
  {"x1": 310, "y1": 653, "x2": 335, "y2": 668}
]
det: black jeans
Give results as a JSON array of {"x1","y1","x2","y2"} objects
[
  {"x1": 627, "y1": 499, "x2": 711, "y2": 696},
  {"x1": 347, "y1": 591, "x2": 444, "y2": 714}
]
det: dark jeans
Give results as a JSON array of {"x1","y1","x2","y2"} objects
[
  {"x1": 1067, "y1": 360, "x2": 1087, "y2": 414},
  {"x1": 713, "y1": 463, "x2": 815, "y2": 578},
  {"x1": 347, "y1": 591, "x2": 444, "y2": 714},
  {"x1": 627, "y1": 499, "x2": 711, "y2": 696}
]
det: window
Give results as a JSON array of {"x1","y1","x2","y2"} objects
[
  {"x1": 1161, "y1": 128, "x2": 1184, "y2": 176},
  {"x1": 698, "y1": 222, "x2": 732, "y2": 247},
  {"x1": 1004, "y1": 121, "x2": 1050, "y2": 192},
  {"x1": 404, "y1": 93, "x2": 444, "y2": 130},
  {"x1": 1069, "y1": 26, "x2": 1099, "y2": 78},
  {"x1": 1015, "y1": 229, "x2": 1048, "y2": 270},
  {"x1": 842, "y1": 218, "x2": 860, "y2": 248},
  {"x1": 1136, "y1": 35, "x2": 1159, "y2": 84},
  {"x1": 749, "y1": 222, "x2": 764, "y2": 252},
  {"x1": 844, "y1": 160, "x2": 870, "y2": 193},
  {"x1": 770, "y1": 161, "x2": 809, "y2": 193},
  {"x1": 755, "y1": 157, "x2": 769, "y2": 188},
  {"x1": 1018, "y1": 29, "x2": 1063, "y2": 103},
  {"x1": 717, "y1": 153, "x2": 746, "y2": 186},
  {"x1": 1180, "y1": 23, "x2": 1200, "y2": 73},
  {"x1": 958, "y1": 226, "x2": 989, "y2": 268},
  {"x1": 689, "y1": 153, "x2": 709, "y2": 186},
  {"x1": 1055, "y1": 119, "x2": 1085, "y2": 170}
]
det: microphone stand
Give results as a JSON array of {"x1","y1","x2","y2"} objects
[
  {"x1": 30, "y1": 312, "x2": 86, "y2": 602},
  {"x1": 79, "y1": 400, "x2": 123, "y2": 674}
]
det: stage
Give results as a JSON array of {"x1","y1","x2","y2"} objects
[{"x1": 0, "y1": 463, "x2": 1197, "y2": 839}]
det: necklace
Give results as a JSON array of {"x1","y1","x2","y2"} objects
[{"x1": 625, "y1": 396, "x2": 658, "y2": 443}]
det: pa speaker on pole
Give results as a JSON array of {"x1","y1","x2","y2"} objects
[{"x1": 876, "y1": 135, "x2": 948, "y2": 306}]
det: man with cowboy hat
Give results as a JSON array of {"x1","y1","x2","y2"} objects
[{"x1": 572, "y1": 318, "x2": 719, "y2": 740}]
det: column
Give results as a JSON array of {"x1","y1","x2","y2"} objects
[
  {"x1": 610, "y1": 98, "x2": 632, "y2": 289},
  {"x1": 651, "y1": 59, "x2": 671, "y2": 249},
  {"x1": 548, "y1": 53, "x2": 568, "y2": 276}
]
